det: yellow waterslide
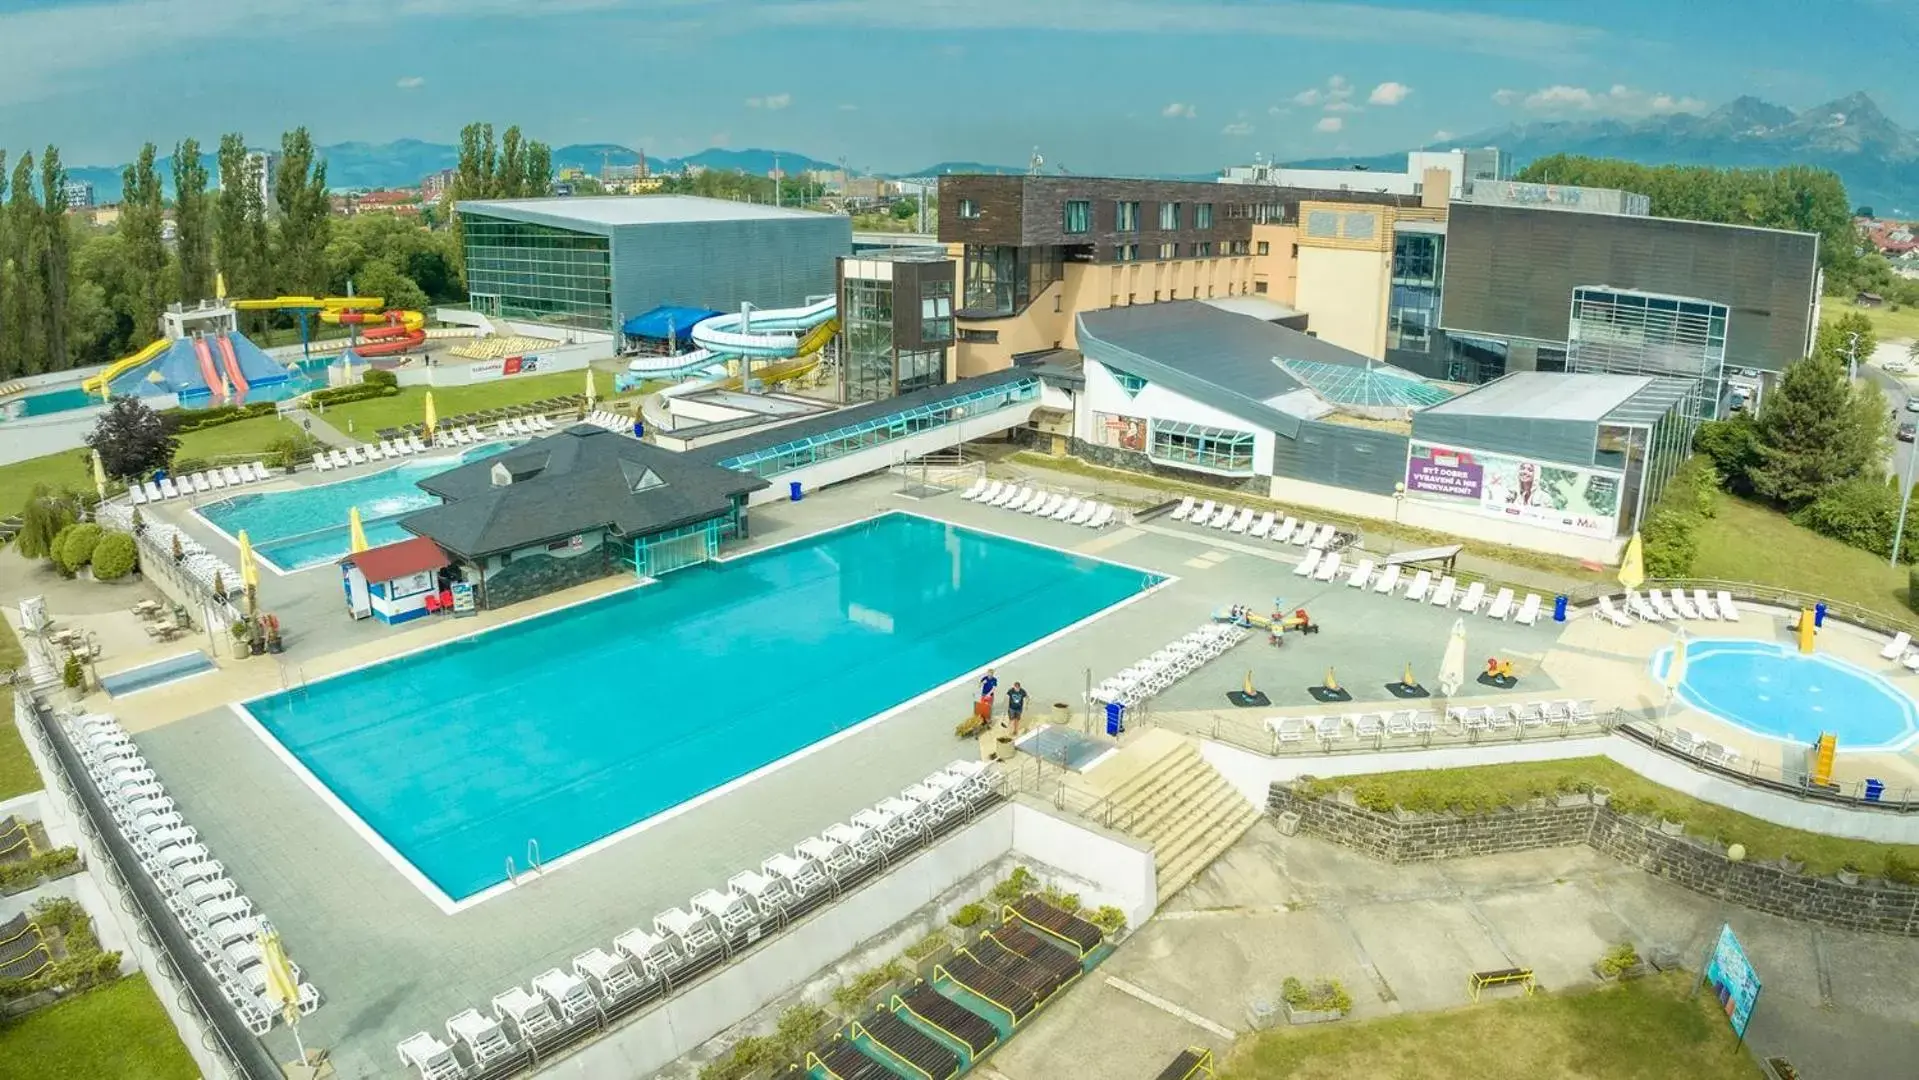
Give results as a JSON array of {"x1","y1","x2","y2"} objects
[
  {"x1": 714, "y1": 317, "x2": 838, "y2": 392},
  {"x1": 81, "y1": 338, "x2": 170, "y2": 395},
  {"x1": 229, "y1": 295, "x2": 386, "y2": 313}
]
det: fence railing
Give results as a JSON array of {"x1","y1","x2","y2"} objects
[
  {"x1": 1000, "y1": 753, "x2": 1142, "y2": 835},
  {"x1": 1616, "y1": 719, "x2": 1919, "y2": 810}
]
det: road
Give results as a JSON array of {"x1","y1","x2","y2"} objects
[{"x1": 1862, "y1": 340, "x2": 1918, "y2": 485}]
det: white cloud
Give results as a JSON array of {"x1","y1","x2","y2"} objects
[
  {"x1": 1291, "y1": 88, "x2": 1322, "y2": 107},
  {"x1": 1492, "y1": 83, "x2": 1708, "y2": 117},
  {"x1": 1368, "y1": 81, "x2": 1411, "y2": 106},
  {"x1": 1431, "y1": 129, "x2": 1454, "y2": 142},
  {"x1": 1290, "y1": 73, "x2": 1356, "y2": 112},
  {"x1": 1314, "y1": 116, "x2": 1343, "y2": 133},
  {"x1": 1162, "y1": 102, "x2": 1197, "y2": 119},
  {"x1": 836, "y1": 103, "x2": 859, "y2": 112},
  {"x1": 1267, "y1": 104, "x2": 1291, "y2": 117},
  {"x1": 1221, "y1": 121, "x2": 1255, "y2": 136},
  {"x1": 1323, "y1": 100, "x2": 1361, "y2": 114},
  {"x1": 744, "y1": 92, "x2": 792, "y2": 110},
  {"x1": 396, "y1": 75, "x2": 426, "y2": 90}
]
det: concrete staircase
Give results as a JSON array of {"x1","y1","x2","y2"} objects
[{"x1": 1094, "y1": 730, "x2": 1261, "y2": 901}]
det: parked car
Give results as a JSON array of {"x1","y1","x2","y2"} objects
[
  {"x1": 1904, "y1": 397, "x2": 1919, "y2": 413},
  {"x1": 1899, "y1": 422, "x2": 1916, "y2": 443}
]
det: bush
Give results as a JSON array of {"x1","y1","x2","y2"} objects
[
  {"x1": 47, "y1": 524, "x2": 76, "y2": 568},
  {"x1": 1280, "y1": 976, "x2": 1352, "y2": 1014},
  {"x1": 90, "y1": 531, "x2": 138, "y2": 581},
  {"x1": 949, "y1": 903, "x2": 988, "y2": 929},
  {"x1": 59, "y1": 522, "x2": 105, "y2": 571},
  {"x1": 1693, "y1": 414, "x2": 1761, "y2": 495},
  {"x1": 1597, "y1": 941, "x2": 1642, "y2": 977},
  {"x1": 698, "y1": 1003, "x2": 829, "y2": 1080},
  {"x1": 1887, "y1": 850, "x2": 1919, "y2": 885},
  {"x1": 1640, "y1": 458, "x2": 1721, "y2": 577},
  {"x1": 1038, "y1": 883, "x2": 1081, "y2": 913},
  {"x1": 831, "y1": 959, "x2": 907, "y2": 1012},
  {"x1": 62, "y1": 654, "x2": 85, "y2": 690},
  {"x1": 309, "y1": 382, "x2": 399, "y2": 407},
  {"x1": 363, "y1": 368, "x2": 399, "y2": 388},
  {"x1": 1909, "y1": 564, "x2": 1919, "y2": 615},
  {"x1": 265, "y1": 433, "x2": 315, "y2": 471},
  {"x1": 0, "y1": 847, "x2": 81, "y2": 893},
  {"x1": 1792, "y1": 477, "x2": 1911, "y2": 561},
  {"x1": 903, "y1": 932, "x2": 950, "y2": 962},
  {"x1": 163, "y1": 400, "x2": 277, "y2": 434},
  {"x1": 1088, "y1": 905, "x2": 1127, "y2": 934},
  {"x1": 990, "y1": 866, "x2": 1037, "y2": 904}
]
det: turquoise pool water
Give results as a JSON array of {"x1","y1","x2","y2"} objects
[
  {"x1": 100, "y1": 651, "x2": 216, "y2": 697},
  {"x1": 1, "y1": 385, "x2": 100, "y2": 420},
  {"x1": 242, "y1": 513, "x2": 1159, "y2": 901},
  {"x1": 200, "y1": 443, "x2": 514, "y2": 571},
  {"x1": 1651, "y1": 639, "x2": 1919, "y2": 750}
]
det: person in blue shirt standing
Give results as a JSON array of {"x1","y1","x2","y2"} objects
[
  {"x1": 978, "y1": 668, "x2": 999, "y2": 707},
  {"x1": 1006, "y1": 682, "x2": 1028, "y2": 735}
]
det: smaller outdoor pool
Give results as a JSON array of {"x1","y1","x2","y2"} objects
[
  {"x1": 1651, "y1": 638, "x2": 1919, "y2": 751},
  {"x1": 200, "y1": 442, "x2": 516, "y2": 572},
  {"x1": 0, "y1": 385, "x2": 101, "y2": 421},
  {"x1": 100, "y1": 652, "x2": 216, "y2": 697}
]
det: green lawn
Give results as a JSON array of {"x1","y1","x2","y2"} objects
[
  {"x1": 0, "y1": 449, "x2": 91, "y2": 519},
  {"x1": 173, "y1": 414, "x2": 308, "y2": 463},
  {"x1": 1692, "y1": 495, "x2": 1912, "y2": 620},
  {"x1": 1825, "y1": 297, "x2": 1919, "y2": 342},
  {"x1": 1297, "y1": 757, "x2": 1919, "y2": 878},
  {"x1": 318, "y1": 368, "x2": 620, "y2": 439},
  {"x1": 1222, "y1": 972, "x2": 1760, "y2": 1080},
  {"x1": 0, "y1": 615, "x2": 36, "y2": 800},
  {"x1": 0, "y1": 975, "x2": 200, "y2": 1080}
]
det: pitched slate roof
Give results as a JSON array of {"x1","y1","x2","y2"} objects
[{"x1": 401, "y1": 425, "x2": 768, "y2": 558}]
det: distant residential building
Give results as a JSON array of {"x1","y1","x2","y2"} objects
[
  {"x1": 1222, "y1": 148, "x2": 1512, "y2": 201},
  {"x1": 60, "y1": 180, "x2": 95, "y2": 210},
  {"x1": 558, "y1": 166, "x2": 588, "y2": 183},
  {"x1": 333, "y1": 189, "x2": 423, "y2": 217},
  {"x1": 88, "y1": 205, "x2": 121, "y2": 228},
  {"x1": 245, "y1": 150, "x2": 279, "y2": 214},
  {"x1": 422, "y1": 168, "x2": 458, "y2": 202}
]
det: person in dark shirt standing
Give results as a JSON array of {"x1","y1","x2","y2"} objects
[{"x1": 1006, "y1": 682, "x2": 1029, "y2": 735}]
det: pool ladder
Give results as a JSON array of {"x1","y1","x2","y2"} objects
[{"x1": 504, "y1": 839, "x2": 544, "y2": 886}]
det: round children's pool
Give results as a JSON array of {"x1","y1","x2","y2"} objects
[{"x1": 1649, "y1": 638, "x2": 1919, "y2": 751}]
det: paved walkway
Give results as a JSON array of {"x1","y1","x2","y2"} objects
[{"x1": 283, "y1": 405, "x2": 359, "y2": 448}]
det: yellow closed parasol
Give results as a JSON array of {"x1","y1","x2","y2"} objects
[{"x1": 348, "y1": 507, "x2": 368, "y2": 553}]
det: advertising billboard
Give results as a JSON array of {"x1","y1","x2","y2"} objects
[
  {"x1": 1705, "y1": 923, "x2": 1761, "y2": 1040},
  {"x1": 469, "y1": 355, "x2": 544, "y2": 382},
  {"x1": 1405, "y1": 440, "x2": 1622, "y2": 539}
]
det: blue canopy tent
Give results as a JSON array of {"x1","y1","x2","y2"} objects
[{"x1": 622, "y1": 305, "x2": 721, "y2": 346}]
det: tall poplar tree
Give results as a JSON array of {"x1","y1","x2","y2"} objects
[
  {"x1": 119, "y1": 143, "x2": 167, "y2": 339},
  {"x1": 39, "y1": 146, "x2": 69, "y2": 370},
  {"x1": 172, "y1": 138, "x2": 213, "y2": 302},
  {"x1": 273, "y1": 127, "x2": 331, "y2": 295}
]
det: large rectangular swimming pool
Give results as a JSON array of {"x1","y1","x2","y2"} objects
[{"x1": 240, "y1": 513, "x2": 1160, "y2": 905}]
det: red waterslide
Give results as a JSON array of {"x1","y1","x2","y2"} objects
[
  {"x1": 347, "y1": 316, "x2": 428, "y2": 358},
  {"x1": 216, "y1": 334, "x2": 249, "y2": 403},
  {"x1": 191, "y1": 336, "x2": 226, "y2": 403}
]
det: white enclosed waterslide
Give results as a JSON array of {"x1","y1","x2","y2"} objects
[{"x1": 625, "y1": 297, "x2": 838, "y2": 378}]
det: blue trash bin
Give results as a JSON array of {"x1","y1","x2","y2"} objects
[
  {"x1": 788, "y1": 481, "x2": 802, "y2": 502},
  {"x1": 1553, "y1": 595, "x2": 1569, "y2": 623},
  {"x1": 1105, "y1": 701, "x2": 1126, "y2": 737},
  {"x1": 1865, "y1": 778, "x2": 1885, "y2": 802}
]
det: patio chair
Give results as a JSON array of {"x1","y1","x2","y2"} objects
[
  {"x1": 1249, "y1": 511, "x2": 1275, "y2": 538},
  {"x1": 1292, "y1": 521, "x2": 1318, "y2": 546},
  {"x1": 1486, "y1": 587, "x2": 1515, "y2": 620},
  {"x1": 397, "y1": 1031, "x2": 466, "y2": 1080},
  {"x1": 531, "y1": 968, "x2": 598, "y2": 1026},
  {"x1": 1229, "y1": 507, "x2": 1255, "y2": 533},
  {"x1": 1346, "y1": 559, "x2": 1375, "y2": 588},
  {"x1": 1514, "y1": 594, "x2": 1542, "y2": 626},
  {"x1": 1051, "y1": 496, "x2": 1082, "y2": 521},
  {"x1": 1169, "y1": 496, "x2": 1195, "y2": 521},
  {"x1": 1313, "y1": 551, "x2": 1343, "y2": 582},
  {"x1": 1372, "y1": 564, "x2": 1401, "y2": 595},
  {"x1": 574, "y1": 947, "x2": 645, "y2": 1002},
  {"x1": 1266, "y1": 716, "x2": 1307, "y2": 745},
  {"x1": 1670, "y1": 590, "x2": 1701, "y2": 620},
  {"x1": 1404, "y1": 569, "x2": 1433, "y2": 602},
  {"x1": 960, "y1": 477, "x2": 989, "y2": 501},
  {"x1": 1693, "y1": 589, "x2": 1722, "y2": 619},
  {"x1": 1271, "y1": 516, "x2": 1297, "y2": 543},
  {"x1": 490, "y1": 985, "x2": 560, "y2": 1044},
  {"x1": 1312, "y1": 523, "x2": 1336, "y2": 547},
  {"x1": 1293, "y1": 548, "x2": 1323, "y2": 578},
  {"x1": 1209, "y1": 504, "x2": 1237, "y2": 528},
  {"x1": 1626, "y1": 591, "x2": 1660, "y2": 621},
  {"x1": 1429, "y1": 576, "x2": 1457, "y2": 607},
  {"x1": 1595, "y1": 595, "x2": 1632, "y2": 627},
  {"x1": 1716, "y1": 590, "x2": 1740, "y2": 618}
]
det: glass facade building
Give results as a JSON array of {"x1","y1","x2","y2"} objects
[
  {"x1": 1567, "y1": 287, "x2": 1728, "y2": 422},
  {"x1": 462, "y1": 213, "x2": 613, "y2": 330},
  {"x1": 1387, "y1": 231, "x2": 1443, "y2": 355},
  {"x1": 837, "y1": 251, "x2": 954, "y2": 405}
]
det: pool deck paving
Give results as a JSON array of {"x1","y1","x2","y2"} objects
[{"x1": 7, "y1": 467, "x2": 1919, "y2": 1077}]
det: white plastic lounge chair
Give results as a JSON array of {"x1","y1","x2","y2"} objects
[
  {"x1": 1292, "y1": 521, "x2": 1317, "y2": 546},
  {"x1": 1190, "y1": 499, "x2": 1215, "y2": 524},
  {"x1": 311, "y1": 454, "x2": 329, "y2": 471},
  {"x1": 185, "y1": 472, "x2": 207, "y2": 493},
  {"x1": 408, "y1": 435, "x2": 428, "y2": 453},
  {"x1": 1372, "y1": 564, "x2": 1401, "y2": 595},
  {"x1": 960, "y1": 477, "x2": 988, "y2": 501},
  {"x1": 532, "y1": 968, "x2": 598, "y2": 1025},
  {"x1": 222, "y1": 465, "x2": 244, "y2": 486},
  {"x1": 1625, "y1": 590, "x2": 1659, "y2": 621},
  {"x1": 692, "y1": 888, "x2": 760, "y2": 936},
  {"x1": 1209, "y1": 504, "x2": 1237, "y2": 528},
  {"x1": 1085, "y1": 504, "x2": 1115, "y2": 528},
  {"x1": 397, "y1": 1031, "x2": 465, "y2": 1080},
  {"x1": 1069, "y1": 501, "x2": 1098, "y2": 525},
  {"x1": 823, "y1": 821, "x2": 884, "y2": 862},
  {"x1": 1008, "y1": 488, "x2": 1039, "y2": 512},
  {"x1": 1346, "y1": 559, "x2": 1374, "y2": 588},
  {"x1": 1385, "y1": 710, "x2": 1418, "y2": 737},
  {"x1": 1649, "y1": 588, "x2": 1683, "y2": 621},
  {"x1": 1169, "y1": 496, "x2": 1195, "y2": 521},
  {"x1": 1514, "y1": 593, "x2": 1542, "y2": 626},
  {"x1": 1671, "y1": 590, "x2": 1701, "y2": 620},
  {"x1": 1229, "y1": 507, "x2": 1255, "y2": 533},
  {"x1": 210, "y1": 470, "x2": 230, "y2": 490},
  {"x1": 1250, "y1": 511, "x2": 1275, "y2": 538},
  {"x1": 1885, "y1": 632, "x2": 1914, "y2": 661},
  {"x1": 1052, "y1": 496, "x2": 1082, "y2": 521},
  {"x1": 1271, "y1": 517, "x2": 1297, "y2": 543},
  {"x1": 143, "y1": 481, "x2": 164, "y2": 502},
  {"x1": 1038, "y1": 493, "x2": 1067, "y2": 517},
  {"x1": 1313, "y1": 715, "x2": 1346, "y2": 743},
  {"x1": 728, "y1": 868, "x2": 795, "y2": 916},
  {"x1": 974, "y1": 479, "x2": 1004, "y2": 504},
  {"x1": 127, "y1": 483, "x2": 147, "y2": 506},
  {"x1": 1693, "y1": 589, "x2": 1721, "y2": 619},
  {"x1": 1267, "y1": 716, "x2": 1307, "y2": 745},
  {"x1": 159, "y1": 477, "x2": 179, "y2": 498},
  {"x1": 368, "y1": 443, "x2": 389, "y2": 461},
  {"x1": 613, "y1": 927, "x2": 679, "y2": 978},
  {"x1": 574, "y1": 947, "x2": 644, "y2": 1001},
  {"x1": 1293, "y1": 548, "x2": 1323, "y2": 577},
  {"x1": 654, "y1": 906, "x2": 722, "y2": 955},
  {"x1": 347, "y1": 446, "x2": 369, "y2": 465},
  {"x1": 233, "y1": 462, "x2": 255, "y2": 482},
  {"x1": 1487, "y1": 587, "x2": 1515, "y2": 620},
  {"x1": 1456, "y1": 580, "x2": 1486, "y2": 613},
  {"x1": 990, "y1": 484, "x2": 1021, "y2": 508},
  {"x1": 1716, "y1": 590, "x2": 1740, "y2": 619},
  {"x1": 1311, "y1": 523, "x2": 1336, "y2": 548},
  {"x1": 327, "y1": 449, "x2": 350, "y2": 468},
  {"x1": 1353, "y1": 713, "x2": 1383, "y2": 739},
  {"x1": 1314, "y1": 551, "x2": 1343, "y2": 582},
  {"x1": 1595, "y1": 595, "x2": 1632, "y2": 627},
  {"x1": 491, "y1": 985, "x2": 560, "y2": 1044},
  {"x1": 248, "y1": 459, "x2": 267, "y2": 478},
  {"x1": 446, "y1": 1008, "x2": 515, "y2": 1068},
  {"x1": 1429, "y1": 576, "x2": 1457, "y2": 607},
  {"x1": 762, "y1": 851, "x2": 827, "y2": 898},
  {"x1": 1404, "y1": 569, "x2": 1433, "y2": 602}
]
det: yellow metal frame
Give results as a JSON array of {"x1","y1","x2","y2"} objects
[
  {"x1": 933, "y1": 958, "x2": 1037, "y2": 1026},
  {"x1": 1467, "y1": 967, "x2": 1536, "y2": 1002},
  {"x1": 1000, "y1": 903, "x2": 1097, "y2": 958},
  {"x1": 889, "y1": 992, "x2": 1000, "y2": 1058},
  {"x1": 981, "y1": 929, "x2": 1083, "y2": 992},
  {"x1": 850, "y1": 1019, "x2": 950, "y2": 1080},
  {"x1": 1168, "y1": 1047, "x2": 1216, "y2": 1080}
]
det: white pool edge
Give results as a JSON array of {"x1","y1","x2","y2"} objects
[{"x1": 1650, "y1": 638, "x2": 1919, "y2": 754}]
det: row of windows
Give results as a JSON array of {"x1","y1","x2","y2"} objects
[
  {"x1": 1148, "y1": 422, "x2": 1257, "y2": 475},
  {"x1": 1114, "y1": 241, "x2": 1252, "y2": 261},
  {"x1": 1098, "y1": 199, "x2": 1219, "y2": 234}
]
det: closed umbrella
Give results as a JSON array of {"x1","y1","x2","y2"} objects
[
  {"x1": 1617, "y1": 532, "x2": 1645, "y2": 592},
  {"x1": 1437, "y1": 617, "x2": 1468, "y2": 698},
  {"x1": 348, "y1": 507, "x2": 368, "y2": 553},
  {"x1": 1664, "y1": 627, "x2": 1689, "y2": 718},
  {"x1": 257, "y1": 930, "x2": 308, "y2": 1067},
  {"x1": 584, "y1": 365, "x2": 598, "y2": 408},
  {"x1": 423, "y1": 390, "x2": 438, "y2": 441},
  {"x1": 90, "y1": 450, "x2": 107, "y2": 501},
  {"x1": 237, "y1": 529, "x2": 260, "y2": 617}
]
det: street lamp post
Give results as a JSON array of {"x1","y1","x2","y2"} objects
[
  {"x1": 1894, "y1": 430, "x2": 1918, "y2": 567},
  {"x1": 1848, "y1": 331, "x2": 1861, "y2": 382},
  {"x1": 1389, "y1": 482, "x2": 1406, "y2": 556}
]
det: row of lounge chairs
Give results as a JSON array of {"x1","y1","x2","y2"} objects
[
  {"x1": 0, "y1": 911, "x2": 50, "y2": 982},
  {"x1": 1310, "y1": 557, "x2": 1546, "y2": 626},
  {"x1": 491, "y1": 416, "x2": 552, "y2": 438},
  {"x1": 1267, "y1": 698, "x2": 1599, "y2": 744},
  {"x1": 1594, "y1": 588, "x2": 1741, "y2": 627},
  {"x1": 431, "y1": 426, "x2": 491, "y2": 449},
  {"x1": 1662, "y1": 727, "x2": 1743, "y2": 767},
  {"x1": 1090, "y1": 623, "x2": 1245, "y2": 708},
  {"x1": 96, "y1": 502, "x2": 240, "y2": 607},
  {"x1": 65, "y1": 712, "x2": 318, "y2": 1035},
  {"x1": 313, "y1": 437, "x2": 427, "y2": 471},
  {"x1": 130, "y1": 462, "x2": 272, "y2": 504},
  {"x1": 1170, "y1": 496, "x2": 1341, "y2": 549},
  {"x1": 397, "y1": 760, "x2": 1002, "y2": 1080},
  {"x1": 377, "y1": 395, "x2": 586, "y2": 442},
  {"x1": 959, "y1": 478, "x2": 1117, "y2": 529},
  {"x1": 583, "y1": 410, "x2": 635, "y2": 434}
]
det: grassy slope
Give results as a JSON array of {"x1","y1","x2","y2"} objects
[
  {"x1": 0, "y1": 976, "x2": 200, "y2": 1080},
  {"x1": 318, "y1": 368, "x2": 620, "y2": 439},
  {"x1": 0, "y1": 415, "x2": 305, "y2": 519},
  {"x1": 0, "y1": 614, "x2": 35, "y2": 800},
  {"x1": 173, "y1": 415, "x2": 308, "y2": 463},
  {"x1": 1825, "y1": 297, "x2": 1919, "y2": 342},
  {"x1": 1300, "y1": 757, "x2": 1919, "y2": 877},
  {"x1": 1692, "y1": 495, "x2": 1912, "y2": 618},
  {"x1": 1223, "y1": 973, "x2": 1760, "y2": 1080}
]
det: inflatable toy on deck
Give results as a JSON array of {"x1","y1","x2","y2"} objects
[
  {"x1": 1478, "y1": 657, "x2": 1519, "y2": 689},
  {"x1": 1308, "y1": 666, "x2": 1352, "y2": 703},
  {"x1": 1387, "y1": 661, "x2": 1429, "y2": 699},
  {"x1": 1226, "y1": 669, "x2": 1270, "y2": 708}
]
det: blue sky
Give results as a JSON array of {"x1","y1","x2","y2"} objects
[{"x1": 2, "y1": 0, "x2": 1917, "y2": 171}]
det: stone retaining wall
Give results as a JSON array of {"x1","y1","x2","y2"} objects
[
  {"x1": 481, "y1": 549, "x2": 613, "y2": 609},
  {"x1": 1268, "y1": 785, "x2": 1919, "y2": 937}
]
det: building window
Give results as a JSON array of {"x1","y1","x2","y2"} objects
[
  {"x1": 1254, "y1": 280, "x2": 1269, "y2": 294},
  {"x1": 958, "y1": 198, "x2": 981, "y2": 219},
  {"x1": 1111, "y1": 370, "x2": 1148, "y2": 396},
  {"x1": 1158, "y1": 202, "x2": 1181, "y2": 230},
  {"x1": 1230, "y1": 240, "x2": 1249, "y2": 256},
  {"x1": 958, "y1": 328, "x2": 999, "y2": 344},
  {"x1": 1149, "y1": 420, "x2": 1255, "y2": 475},
  {"x1": 1193, "y1": 241, "x2": 1213, "y2": 258},
  {"x1": 1116, "y1": 201, "x2": 1140, "y2": 232},
  {"x1": 1257, "y1": 241, "x2": 1270, "y2": 256},
  {"x1": 1063, "y1": 200, "x2": 1091, "y2": 234},
  {"x1": 1194, "y1": 203, "x2": 1214, "y2": 229},
  {"x1": 461, "y1": 213, "x2": 614, "y2": 331},
  {"x1": 896, "y1": 348, "x2": 944, "y2": 396},
  {"x1": 1388, "y1": 232, "x2": 1443, "y2": 355},
  {"x1": 841, "y1": 275, "x2": 895, "y2": 404},
  {"x1": 920, "y1": 278, "x2": 953, "y2": 342},
  {"x1": 1158, "y1": 242, "x2": 1177, "y2": 261},
  {"x1": 962, "y1": 244, "x2": 1061, "y2": 315},
  {"x1": 1114, "y1": 243, "x2": 1139, "y2": 262}
]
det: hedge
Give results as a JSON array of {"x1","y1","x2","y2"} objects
[
  {"x1": 90, "y1": 531, "x2": 138, "y2": 581},
  {"x1": 163, "y1": 400, "x2": 278, "y2": 434},
  {"x1": 59, "y1": 523, "x2": 105, "y2": 571},
  {"x1": 309, "y1": 382, "x2": 399, "y2": 407}
]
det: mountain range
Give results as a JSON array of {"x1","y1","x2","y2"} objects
[{"x1": 56, "y1": 91, "x2": 1919, "y2": 215}]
